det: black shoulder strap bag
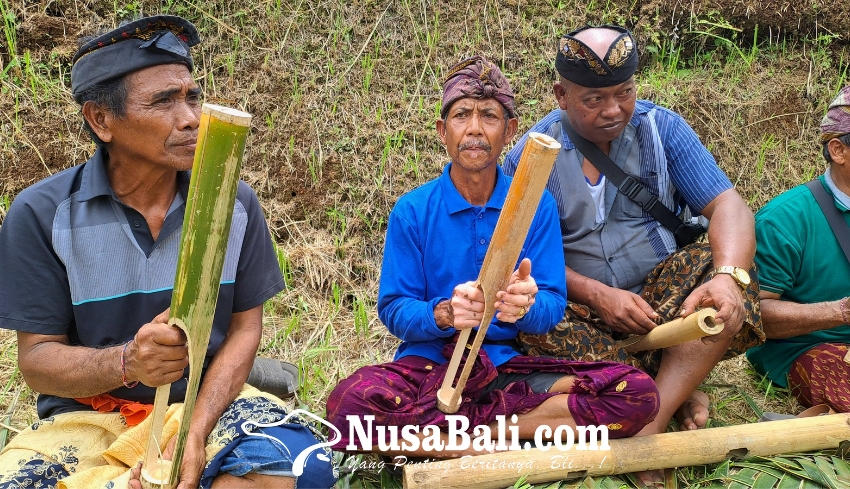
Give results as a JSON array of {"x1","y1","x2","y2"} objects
[
  {"x1": 805, "y1": 179, "x2": 850, "y2": 263},
  {"x1": 559, "y1": 114, "x2": 705, "y2": 247}
]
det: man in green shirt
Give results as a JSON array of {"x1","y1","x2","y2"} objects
[{"x1": 747, "y1": 85, "x2": 850, "y2": 413}]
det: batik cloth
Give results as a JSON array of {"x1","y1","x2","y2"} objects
[
  {"x1": 788, "y1": 343, "x2": 850, "y2": 413},
  {"x1": 326, "y1": 342, "x2": 660, "y2": 451},
  {"x1": 441, "y1": 55, "x2": 515, "y2": 118},
  {"x1": 0, "y1": 386, "x2": 337, "y2": 489},
  {"x1": 519, "y1": 240, "x2": 765, "y2": 376}
]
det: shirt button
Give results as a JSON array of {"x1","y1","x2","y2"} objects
[
  {"x1": 133, "y1": 220, "x2": 141, "y2": 228},
  {"x1": 608, "y1": 256, "x2": 615, "y2": 262},
  {"x1": 479, "y1": 239, "x2": 486, "y2": 245},
  {"x1": 478, "y1": 213, "x2": 483, "y2": 219}
]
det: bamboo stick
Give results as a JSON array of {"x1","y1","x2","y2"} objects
[
  {"x1": 403, "y1": 414, "x2": 850, "y2": 489},
  {"x1": 436, "y1": 132, "x2": 561, "y2": 414},
  {"x1": 141, "y1": 104, "x2": 251, "y2": 489},
  {"x1": 619, "y1": 308, "x2": 721, "y2": 352}
]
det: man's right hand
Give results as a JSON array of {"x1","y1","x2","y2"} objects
[
  {"x1": 124, "y1": 309, "x2": 189, "y2": 387},
  {"x1": 436, "y1": 282, "x2": 485, "y2": 330},
  {"x1": 592, "y1": 286, "x2": 658, "y2": 335}
]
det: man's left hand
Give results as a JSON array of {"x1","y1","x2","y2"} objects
[
  {"x1": 171, "y1": 430, "x2": 207, "y2": 489},
  {"x1": 678, "y1": 273, "x2": 746, "y2": 340},
  {"x1": 128, "y1": 431, "x2": 206, "y2": 489},
  {"x1": 495, "y1": 258, "x2": 538, "y2": 323}
]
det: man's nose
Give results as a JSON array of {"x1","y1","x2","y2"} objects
[
  {"x1": 176, "y1": 101, "x2": 201, "y2": 131},
  {"x1": 600, "y1": 99, "x2": 621, "y2": 119},
  {"x1": 467, "y1": 112, "x2": 484, "y2": 135}
]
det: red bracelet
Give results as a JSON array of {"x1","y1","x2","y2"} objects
[
  {"x1": 121, "y1": 340, "x2": 138, "y2": 389},
  {"x1": 841, "y1": 297, "x2": 850, "y2": 325}
]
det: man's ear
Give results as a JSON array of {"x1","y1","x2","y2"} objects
[
  {"x1": 82, "y1": 101, "x2": 115, "y2": 144},
  {"x1": 553, "y1": 81, "x2": 570, "y2": 110},
  {"x1": 504, "y1": 117, "x2": 519, "y2": 143},
  {"x1": 436, "y1": 118, "x2": 446, "y2": 146},
  {"x1": 828, "y1": 138, "x2": 848, "y2": 165}
]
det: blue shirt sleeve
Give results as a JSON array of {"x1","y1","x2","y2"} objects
[
  {"x1": 377, "y1": 205, "x2": 457, "y2": 342},
  {"x1": 654, "y1": 107, "x2": 732, "y2": 212}
]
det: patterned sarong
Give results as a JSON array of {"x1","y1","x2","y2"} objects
[
  {"x1": 788, "y1": 343, "x2": 850, "y2": 413},
  {"x1": 519, "y1": 240, "x2": 765, "y2": 376},
  {"x1": 0, "y1": 386, "x2": 335, "y2": 489},
  {"x1": 327, "y1": 342, "x2": 660, "y2": 451}
]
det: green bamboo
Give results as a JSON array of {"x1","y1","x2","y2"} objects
[{"x1": 141, "y1": 103, "x2": 251, "y2": 489}]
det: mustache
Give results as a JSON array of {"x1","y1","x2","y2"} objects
[{"x1": 457, "y1": 140, "x2": 492, "y2": 152}]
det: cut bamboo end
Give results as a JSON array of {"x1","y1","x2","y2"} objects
[
  {"x1": 698, "y1": 311, "x2": 723, "y2": 335},
  {"x1": 201, "y1": 103, "x2": 252, "y2": 127},
  {"x1": 436, "y1": 387, "x2": 460, "y2": 414},
  {"x1": 622, "y1": 308, "x2": 720, "y2": 352},
  {"x1": 141, "y1": 460, "x2": 174, "y2": 489},
  {"x1": 527, "y1": 132, "x2": 561, "y2": 150}
]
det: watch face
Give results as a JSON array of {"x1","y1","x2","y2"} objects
[{"x1": 733, "y1": 268, "x2": 751, "y2": 286}]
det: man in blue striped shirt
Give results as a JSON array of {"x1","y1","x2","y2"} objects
[{"x1": 503, "y1": 25, "x2": 764, "y2": 482}]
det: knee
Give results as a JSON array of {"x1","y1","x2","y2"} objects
[{"x1": 569, "y1": 362, "x2": 660, "y2": 438}]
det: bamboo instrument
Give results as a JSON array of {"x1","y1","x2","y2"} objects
[
  {"x1": 618, "y1": 308, "x2": 721, "y2": 352},
  {"x1": 436, "y1": 133, "x2": 561, "y2": 414},
  {"x1": 403, "y1": 414, "x2": 850, "y2": 489},
  {"x1": 141, "y1": 104, "x2": 251, "y2": 489}
]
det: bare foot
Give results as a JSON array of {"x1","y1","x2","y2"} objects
[
  {"x1": 633, "y1": 469, "x2": 665, "y2": 488},
  {"x1": 674, "y1": 390, "x2": 710, "y2": 431},
  {"x1": 632, "y1": 466, "x2": 678, "y2": 488}
]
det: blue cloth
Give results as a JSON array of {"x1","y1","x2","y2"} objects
[
  {"x1": 377, "y1": 163, "x2": 567, "y2": 366},
  {"x1": 213, "y1": 425, "x2": 337, "y2": 488},
  {"x1": 0, "y1": 147, "x2": 285, "y2": 417},
  {"x1": 503, "y1": 102, "x2": 732, "y2": 291}
]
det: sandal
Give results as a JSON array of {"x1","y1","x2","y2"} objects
[
  {"x1": 246, "y1": 358, "x2": 299, "y2": 399},
  {"x1": 758, "y1": 404, "x2": 835, "y2": 422}
]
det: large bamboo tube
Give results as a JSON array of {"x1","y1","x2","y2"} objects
[
  {"x1": 620, "y1": 308, "x2": 721, "y2": 352},
  {"x1": 141, "y1": 104, "x2": 251, "y2": 489},
  {"x1": 436, "y1": 132, "x2": 561, "y2": 414},
  {"x1": 403, "y1": 414, "x2": 850, "y2": 489}
]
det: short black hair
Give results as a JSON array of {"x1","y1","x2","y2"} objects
[
  {"x1": 74, "y1": 31, "x2": 131, "y2": 147},
  {"x1": 822, "y1": 133, "x2": 850, "y2": 163}
]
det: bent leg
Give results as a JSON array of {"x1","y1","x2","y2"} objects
[
  {"x1": 636, "y1": 336, "x2": 730, "y2": 436},
  {"x1": 0, "y1": 411, "x2": 127, "y2": 489},
  {"x1": 212, "y1": 424, "x2": 336, "y2": 489}
]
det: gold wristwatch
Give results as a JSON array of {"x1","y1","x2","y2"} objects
[{"x1": 713, "y1": 266, "x2": 751, "y2": 290}]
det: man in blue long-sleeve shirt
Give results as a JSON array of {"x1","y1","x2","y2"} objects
[{"x1": 326, "y1": 55, "x2": 659, "y2": 459}]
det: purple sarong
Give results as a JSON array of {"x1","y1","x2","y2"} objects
[{"x1": 327, "y1": 343, "x2": 659, "y2": 451}]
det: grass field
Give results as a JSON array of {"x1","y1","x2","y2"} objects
[{"x1": 1, "y1": 0, "x2": 849, "y2": 487}]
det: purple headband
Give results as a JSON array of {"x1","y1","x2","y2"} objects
[
  {"x1": 821, "y1": 85, "x2": 850, "y2": 143},
  {"x1": 441, "y1": 55, "x2": 516, "y2": 119}
]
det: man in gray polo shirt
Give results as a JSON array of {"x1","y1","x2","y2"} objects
[{"x1": 0, "y1": 15, "x2": 336, "y2": 489}]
